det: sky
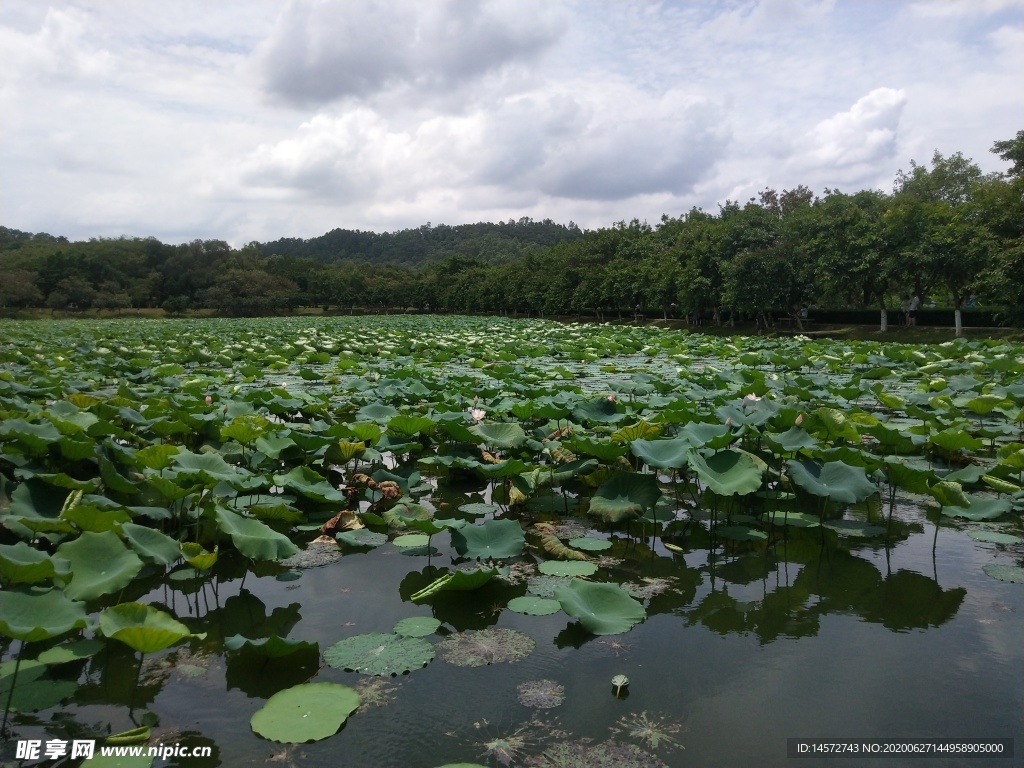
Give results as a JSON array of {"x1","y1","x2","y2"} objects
[{"x1": 1, "y1": 0, "x2": 1022, "y2": 247}]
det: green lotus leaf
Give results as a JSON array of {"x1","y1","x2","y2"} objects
[
  {"x1": 629, "y1": 437, "x2": 692, "y2": 470},
  {"x1": 171, "y1": 449, "x2": 247, "y2": 484},
  {"x1": 764, "y1": 427, "x2": 820, "y2": 454},
  {"x1": 538, "y1": 560, "x2": 598, "y2": 577},
  {"x1": 679, "y1": 422, "x2": 733, "y2": 450},
  {"x1": 220, "y1": 414, "x2": 270, "y2": 444},
  {"x1": 565, "y1": 435, "x2": 629, "y2": 461},
  {"x1": 180, "y1": 542, "x2": 217, "y2": 570},
  {"x1": 981, "y1": 475, "x2": 1021, "y2": 495},
  {"x1": 255, "y1": 434, "x2": 302, "y2": 461},
  {"x1": 387, "y1": 414, "x2": 436, "y2": 437},
  {"x1": 99, "y1": 602, "x2": 198, "y2": 654},
  {"x1": 964, "y1": 394, "x2": 1007, "y2": 415},
  {"x1": 554, "y1": 579, "x2": 646, "y2": 636},
  {"x1": 458, "y1": 502, "x2": 502, "y2": 516},
  {"x1": 251, "y1": 682, "x2": 360, "y2": 743},
  {"x1": 812, "y1": 407, "x2": 861, "y2": 442},
  {"x1": 941, "y1": 497, "x2": 1012, "y2": 521},
  {"x1": 0, "y1": 542, "x2": 70, "y2": 585},
  {"x1": 272, "y1": 466, "x2": 346, "y2": 503},
  {"x1": 0, "y1": 418, "x2": 62, "y2": 455},
  {"x1": 572, "y1": 398, "x2": 624, "y2": 425},
  {"x1": 823, "y1": 520, "x2": 887, "y2": 537},
  {"x1": 883, "y1": 460, "x2": 935, "y2": 494},
  {"x1": 393, "y1": 616, "x2": 442, "y2": 637},
  {"x1": 56, "y1": 530, "x2": 144, "y2": 601},
  {"x1": 325, "y1": 439, "x2": 367, "y2": 464},
  {"x1": 717, "y1": 525, "x2": 769, "y2": 541},
  {"x1": 767, "y1": 511, "x2": 821, "y2": 528},
  {"x1": 967, "y1": 530, "x2": 1022, "y2": 544},
  {"x1": 610, "y1": 420, "x2": 661, "y2": 443},
  {"x1": 35, "y1": 638, "x2": 105, "y2": 664},
  {"x1": 451, "y1": 518, "x2": 525, "y2": 560},
  {"x1": 215, "y1": 507, "x2": 300, "y2": 561},
  {"x1": 393, "y1": 533, "x2": 431, "y2": 548},
  {"x1": 929, "y1": 480, "x2": 970, "y2": 508},
  {"x1": 689, "y1": 449, "x2": 764, "y2": 497},
  {"x1": 3, "y1": 676, "x2": 77, "y2": 712},
  {"x1": 787, "y1": 459, "x2": 877, "y2": 504},
  {"x1": 61, "y1": 502, "x2": 132, "y2": 533},
  {"x1": 249, "y1": 502, "x2": 302, "y2": 525},
  {"x1": 588, "y1": 472, "x2": 661, "y2": 523},
  {"x1": 356, "y1": 403, "x2": 400, "y2": 422},
  {"x1": 568, "y1": 537, "x2": 612, "y2": 552},
  {"x1": 409, "y1": 566, "x2": 500, "y2": 602},
  {"x1": 0, "y1": 588, "x2": 88, "y2": 641},
  {"x1": 929, "y1": 429, "x2": 984, "y2": 453},
  {"x1": 120, "y1": 522, "x2": 181, "y2": 566},
  {"x1": 507, "y1": 596, "x2": 561, "y2": 616},
  {"x1": 324, "y1": 632, "x2": 435, "y2": 676},
  {"x1": 982, "y1": 564, "x2": 1024, "y2": 583},
  {"x1": 224, "y1": 634, "x2": 318, "y2": 657},
  {"x1": 437, "y1": 628, "x2": 535, "y2": 667},
  {"x1": 337, "y1": 529, "x2": 388, "y2": 548},
  {"x1": 469, "y1": 422, "x2": 527, "y2": 450}
]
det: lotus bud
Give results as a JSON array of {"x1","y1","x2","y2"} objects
[
  {"x1": 725, "y1": 417, "x2": 732, "y2": 426},
  {"x1": 795, "y1": 413, "x2": 804, "y2": 426},
  {"x1": 205, "y1": 395, "x2": 213, "y2": 405},
  {"x1": 608, "y1": 394, "x2": 615, "y2": 402}
]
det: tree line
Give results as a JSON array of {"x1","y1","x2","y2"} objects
[{"x1": 1, "y1": 132, "x2": 1021, "y2": 332}]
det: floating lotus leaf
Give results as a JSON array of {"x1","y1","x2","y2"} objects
[
  {"x1": 0, "y1": 542, "x2": 70, "y2": 585},
  {"x1": 568, "y1": 537, "x2": 612, "y2": 552},
  {"x1": 941, "y1": 497, "x2": 1012, "y2": 521},
  {"x1": 250, "y1": 682, "x2": 360, "y2": 743},
  {"x1": 768, "y1": 511, "x2": 820, "y2": 528},
  {"x1": 517, "y1": 679, "x2": 565, "y2": 708},
  {"x1": 786, "y1": 459, "x2": 877, "y2": 505},
  {"x1": 982, "y1": 564, "x2": 1024, "y2": 583},
  {"x1": 629, "y1": 437, "x2": 691, "y2": 470},
  {"x1": 689, "y1": 449, "x2": 764, "y2": 497},
  {"x1": 325, "y1": 632, "x2": 435, "y2": 676},
  {"x1": 458, "y1": 502, "x2": 502, "y2": 516},
  {"x1": 393, "y1": 616, "x2": 442, "y2": 637},
  {"x1": 409, "y1": 567, "x2": 499, "y2": 602},
  {"x1": 717, "y1": 525, "x2": 769, "y2": 541},
  {"x1": 823, "y1": 520, "x2": 887, "y2": 537},
  {"x1": 56, "y1": 530, "x2": 144, "y2": 601},
  {"x1": 119, "y1": 522, "x2": 181, "y2": 566},
  {"x1": 3, "y1": 676, "x2": 77, "y2": 713},
  {"x1": 451, "y1": 518, "x2": 525, "y2": 560},
  {"x1": 507, "y1": 596, "x2": 561, "y2": 616},
  {"x1": 539, "y1": 560, "x2": 598, "y2": 577},
  {"x1": 437, "y1": 628, "x2": 535, "y2": 667},
  {"x1": 215, "y1": 507, "x2": 299, "y2": 561},
  {"x1": 393, "y1": 533, "x2": 431, "y2": 549},
  {"x1": 589, "y1": 472, "x2": 661, "y2": 522},
  {"x1": 968, "y1": 530, "x2": 1022, "y2": 544},
  {"x1": 469, "y1": 422, "x2": 527, "y2": 450},
  {"x1": 99, "y1": 602, "x2": 198, "y2": 654},
  {"x1": 0, "y1": 588, "x2": 88, "y2": 641},
  {"x1": 337, "y1": 529, "x2": 388, "y2": 548},
  {"x1": 224, "y1": 634, "x2": 318, "y2": 658},
  {"x1": 554, "y1": 579, "x2": 646, "y2": 636}
]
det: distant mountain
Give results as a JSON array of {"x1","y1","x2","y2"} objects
[{"x1": 258, "y1": 218, "x2": 584, "y2": 267}]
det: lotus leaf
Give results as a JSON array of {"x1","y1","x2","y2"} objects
[
  {"x1": 589, "y1": 472, "x2": 661, "y2": 522},
  {"x1": 717, "y1": 525, "x2": 768, "y2": 541},
  {"x1": 611, "y1": 420, "x2": 661, "y2": 443},
  {"x1": 823, "y1": 520, "x2": 887, "y2": 537},
  {"x1": 786, "y1": 459, "x2": 877, "y2": 504},
  {"x1": 554, "y1": 579, "x2": 646, "y2": 635},
  {"x1": 982, "y1": 564, "x2": 1024, "y2": 583},
  {"x1": 180, "y1": 542, "x2": 218, "y2": 570},
  {"x1": 469, "y1": 422, "x2": 527, "y2": 450},
  {"x1": 324, "y1": 632, "x2": 435, "y2": 676},
  {"x1": 451, "y1": 518, "x2": 525, "y2": 560},
  {"x1": 56, "y1": 530, "x2": 144, "y2": 601},
  {"x1": 410, "y1": 567, "x2": 499, "y2": 602},
  {"x1": 629, "y1": 437, "x2": 691, "y2": 470},
  {"x1": 568, "y1": 537, "x2": 612, "y2": 552},
  {"x1": 99, "y1": 602, "x2": 199, "y2": 653},
  {"x1": 224, "y1": 634, "x2": 318, "y2": 657},
  {"x1": 172, "y1": 449, "x2": 247, "y2": 484},
  {"x1": 393, "y1": 533, "x2": 431, "y2": 548},
  {"x1": 36, "y1": 638, "x2": 105, "y2": 664},
  {"x1": 337, "y1": 529, "x2": 388, "y2": 548},
  {"x1": 437, "y1": 628, "x2": 535, "y2": 667},
  {"x1": 250, "y1": 682, "x2": 360, "y2": 743},
  {"x1": 941, "y1": 497, "x2": 1012, "y2": 521},
  {"x1": 272, "y1": 466, "x2": 346, "y2": 503},
  {"x1": 119, "y1": 522, "x2": 181, "y2": 566},
  {"x1": 689, "y1": 449, "x2": 764, "y2": 497},
  {"x1": 458, "y1": 502, "x2": 502, "y2": 516},
  {"x1": 968, "y1": 530, "x2": 1022, "y2": 544},
  {"x1": 215, "y1": 507, "x2": 299, "y2": 561},
  {"x1": 0, "y1": 542, "x2": 70, "y2": 585},
  {"x1": 393, "y1": 616, "x2": 442, "y2": 637},
  {"x1": 517, "y1": 679, "x2": 565, "y2": 708},
  {"x1": 0, "y1": 588, "x2": 88, "y2": 641},
  {"x1": 539, "y1": 560, "x2": 598, "y2": 577},
  {"x1": 929, "y1": 480, "x2": 970, "y2": 508},
  {"x1": 507, "y1": 596, "x2": 561, "y2": 616}
]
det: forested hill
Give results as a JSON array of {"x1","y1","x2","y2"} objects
[{"x1": 259, "y1": 218, "x2": 583, "y2": 267}]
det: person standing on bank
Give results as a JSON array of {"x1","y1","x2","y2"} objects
[{"x1": 907, "y1": 294, "x2": 921, "y2": 327}]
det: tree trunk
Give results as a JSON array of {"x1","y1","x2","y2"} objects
[
  {"x1": 880, "y1": 308, "x2": 888, "y2": 332},
  {"x1": 954, "y1": 309, "x2": 963, "y2": 337}
]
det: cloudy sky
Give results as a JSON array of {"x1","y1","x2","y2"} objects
[{"x1": 2, "y1": 0, "x2": 1022, "y2": 246}]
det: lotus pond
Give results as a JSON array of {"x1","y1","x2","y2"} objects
[{"x1": 0, "y1": 316, "x2": 1022, "y2": 768}]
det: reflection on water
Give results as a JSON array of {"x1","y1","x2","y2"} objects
[{"x1": 5, "y1": 479, "x2": 1019, "y2": 768}]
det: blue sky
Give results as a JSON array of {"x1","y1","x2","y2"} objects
[{"x1": 1, "y1": 0, "x2": 1021, "y2": 246}]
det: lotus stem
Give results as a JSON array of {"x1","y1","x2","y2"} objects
[{"x1": 1, "y1": 640, "x2": 25, "y2": 737}]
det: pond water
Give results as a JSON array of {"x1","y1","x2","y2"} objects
[{"x1": 1, "y1": 317, "x2": 1022, "y2": 767}]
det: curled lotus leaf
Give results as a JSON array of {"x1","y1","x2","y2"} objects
[
  {"x1": 410, "y1": 567, "x2": 499, "y2": 603},
  {"x1": 689, "y1": 449, "x2": 764, "y2": 497},
  {"x1": 99, "y1": 602, "x2": 200, "y2": 654},
  {"x1": 325, "y1": 632, "x2": 435, "y2": 676},
  {"x1": 215, "y1": 507, "x2": 299, "y2": 562},
  {"x1": 438, "y1": 628, "x2": 535, "y2": 667},
  {"x1": 0, "y1": 588, "x2": 88, "y2": 642},
  {"x1": 554, "y1": 579, "x2": 646, "y2": 636},
  {"x1": 0, "y1": 542, "x2": 70, "y2": 585},
  {"x1": 224, "y1": 634, "x2": 318, "y2": 658},
  {"x1": 786, "y1": 459, "x2": 877, "y2": 505},
  {"x1": 250, "y1": 682, "x2": 360, "y2": 743}
]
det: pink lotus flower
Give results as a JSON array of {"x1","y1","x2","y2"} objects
[
  {"x1": 205, "y1": 395, "x2": 213, "y2": 405},
  {"x1": 470, "y1": 408, "x2": 486, "y2": 422},
  {"x1": 795, "y1": 413, "x2": 804, "y2": 426},
  {"x1": 725, "y1": 417, "x2": 732, "y2": 426},
  {"x1": 745, "y1": 393, "x2": 761, "y2": 401},
  {"x1": 608, "y1": 395, "x2": 616, "y2": 402}
]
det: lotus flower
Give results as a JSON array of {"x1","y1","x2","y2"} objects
[
  {"x1": 205, "y1": 395, "x2": 213, "y2": 405},
  {"x1": 608, "y1": 395, "x2": 616, "y2": 402},
  {"x1": 745, "y1": 393, "x2": 761, "y2": 401},
  {"x1": 470, "y1": 408, "x2": 486, "y2": 422},
  {"x1": 795, "y1": 413, "x2": 804, "y2": 426}
]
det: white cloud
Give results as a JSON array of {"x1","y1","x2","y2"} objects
[{"x1": 805, "y1": 87, "x2": 907, "y2": 169}]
